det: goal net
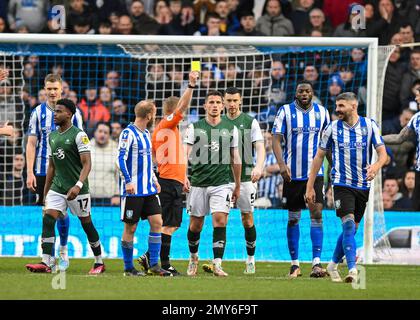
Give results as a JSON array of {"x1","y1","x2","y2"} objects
[{"x1": 0, "y1": 35, "x2": 402, "y2": 263}]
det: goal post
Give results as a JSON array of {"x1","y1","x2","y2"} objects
[{"x1": 0, "y1": 34, "x2": 385, "y2": 263}]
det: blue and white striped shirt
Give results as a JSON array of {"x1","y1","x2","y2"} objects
[
  {"x1": 27, "y1": 102, "x2": 84, "y2": 176},
  {"x1": 319, "y1": 117, "x2": 384, "y2": 190},
  {"x1": 258, "y1": 152, "x2": 282, "y2": 199},
  {"x1": 407, "y1": 111, "x2": 420, "y2": 171},
  {"x1": 272, "y1": 101, "x2": 330, "y2": 180},
  {"x1": 117, "y1": 124, "x2": 157, "y2": 197}
]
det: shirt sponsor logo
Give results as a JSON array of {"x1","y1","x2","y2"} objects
[{"x1": 53, "y1": 147, "x2": 65, "y2": 160}]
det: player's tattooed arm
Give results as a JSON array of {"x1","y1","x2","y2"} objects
[
  {"x1": 272, "y1": 134, "x2": 291, "y2": 182},
  {"x1": 383, "y1": 126, "x2": 415, "y2": 145}
]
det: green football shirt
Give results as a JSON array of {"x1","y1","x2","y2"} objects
[
  {"x1": 185, "y1": 118, "x2": 239, "y2": 187},
  {"x1": 222, "y1": 113, "x2": 264, "y2": 182},
  {"x1": 48, "y1": 126, "x2": 90, "y2": 195}
]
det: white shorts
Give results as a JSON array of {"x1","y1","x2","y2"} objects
[
  {"x1": 45, "y1": 190, "x2": 91, "y2": 218},
  {"x1": 186, "y1": 184, "x2": 233, "y2": 217},
  {"x1": 231, "y1": 181, "x2": 257, "y2": 213}
]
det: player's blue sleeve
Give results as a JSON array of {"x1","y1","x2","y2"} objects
[
  {"x1": 322, "y1": 108, "x2": 331, "y2": 131},
  {"x1": 407, "y1": 113, "x2": 419, "y2": 131},
  {"x1": 371, "y1": 119, "x2": 384, "y2": 148},
  {"x1": 27, "y1": 108, "x2": 39, "y2": 137},
  {"x1": 272, "y1": 107, "x2": 287, "y2": 136},
  {"x1": 117, "y1": 129, "x2": 133, "y2": 184},
  {"x1": 319, "y1": 122, "x2": 333, "y2": 150}
]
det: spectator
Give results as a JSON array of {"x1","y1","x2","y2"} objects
[
  {"x1": 289, "y1": 0, "x2": 315, "y2": 36},
  {"x1": 110, "y1": 99, "x2": 129, "y2": 126},
  {"x1": 61, "y1": 80, "x2": 71, "y2": 99},
  {"x1": 169, "y1": 0, "x2": 183, "y2": 16},
  {"x1": 322, "y1": 0, "x2": 364, "y2": 29},
  {"x1": 154, "y1": 0, "x2": 170, "y2": 18},
  {"x1": 8, "y1": 0, "x2": 48, "y2": 33},
  {"x1": 399, "y1": 23, "x2": 416, "y2": 63},
  {"x1": 108, "y1": 11, "x2": 120, "y2": 32},
  {"x1": 37, "y1": 89, "x2": 47, "y2": 104},
  {"x1": 23, "y1": 62, "x2": 39, "y2": 95},
  {"x1": 382, "y1": 191, "x2": 394, "y2": 210},
  {"x1": 90, "y1": 122, "x2": 120, "y2": 206},
  {"x1": 407, "y1": 79, "x2": 420, "y2": 111},
  {"x1": 220, "y1": 61, "x2": 245, "y2": 90},
  {"x1": 99, "y1": 86, "x2": 113, "y2": 111},
  {"x1": 400, "y1": 49, "x2": 420, "y2": 109},
  {"x1": 73, "y1": 16, "x2": 95, "y2": 34},
  {"x1": 350, "y1": 48, "x2": 368, "y2": 85},
  {"x1": 68, "y1": 90, "x2": 78, "y2": 106},
  {"x1": 269, "y1": 60, "x2": 288, "y2": 107},
  {"x1": 256, "y1": 0, "x2": 294, "y2": 36},
  {"x1": 257, "y1": 131, "x2": 283, "y2": 208},
  {"x1": 235, "y1": 11, "x2": 264, "y2": 36},
  {"x1": 398, "y1": 170, "x2": 416, "y2": 209},
  {"x1": 110, "y1": 121, "x2": 123, "y2": 142},
  {"x1": 214, "y1": 0, "x2": 240, "y2": 34},
  {"x1": 194, "y1": 12, "x2": 227, "y2": 36},
  {"x1": 337, "y1": 65, "x2": 355, "y2": 92},
  {"x1": 324, "y1": 75, "x2": 344, "y2": 115},
  {"x1": 0, "y1": 17, "x2": 8, "y2": 33},
  {"x1": 303, "y1": 8, "x2": 332, "y2": 36},
  {"x1": 367, "y1": 0, "x2": 403, "y2": 45},
  {"x1": 383, "y1": 177, "x2": 404, "y2": 205},
  {"x1": 0, "y1": 126, "x2": 23, "y2": 178},
  {"x1": 67, "y1": 0, "x2": 96, "y2": 34},
  {"x1": 159, "y1": 1, "x2": 198, "y2": 35},
  {"x1": 382, "y1": 47, "x2": 406, "y2": 120},
  {"x1": 382, "y1": 108, "x2": 416, "y2": 136},
  {"x1": 117, "y1": 14, "x2": 135, "y2": 34},
  {"x1": 0, "y1": 79, "x2": 17, "y2": 124},
  {"x1": 89, "y1": 0, "x2": 125, "y2": 26},
  {"x1": 166, "y1": 64, "x2": 186, "y2": 97},
  {"x1": 0, "y1": 153, "x2": 26, "y2": 206},
  {"x1": 104, "y1": 70, "x2": 122, "y2": 99},
  {"x1": 155, "y1": 4, "x2": 173, "y2": 25},
  {"x1": 302, "y1": 64, "x2": 320, "y2": 96},
  {"x1": 333, "y1": 3, "x2": 367, "y2": 37},
  {"x1": 98, "y1": 21, "x2": 112, "y2": 34},
  {"x1": 78, "y1": 83, "x2": 111, "y2": 136}
]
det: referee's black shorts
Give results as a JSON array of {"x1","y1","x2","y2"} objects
[
  {"x1": 158, "y1": 177, "x2": 184, "y2": 228},
  {"x1": 414, "y1": 171, "x2": 420, "y2": 211},
  {"x1": 283, "y1": 176, "x2": 324, "y2": 211},
  {"x1": 332, "y1": 185, "x2": 370, "y2": 223},
  {"x1": 35, "y1": 175, "x2": 46, "y2": 206}
]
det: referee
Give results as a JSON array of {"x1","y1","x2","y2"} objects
[
  {"x1": 138, "y1": 70, "x2": 199, "y2": 276},
  {"x1": 383, "y1": 86, "x2": 420, "y2": 211}
]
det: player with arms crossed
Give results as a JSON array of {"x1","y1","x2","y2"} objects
[
  {"x1": 26, "y1": 74, "x2": 83, "y2": 271},
  {"x1": 118, "y1": 100, "x2": 171, "y2": 277},
  {"x1": 305, "y1": 92, "x2": 387, "y2": 283},
  {"x1": 272, "y1": 81, "x2": 330, "y2": 278},
  {"x1": 383, "y1": 86, "x2": 420, "y2": 211},
  {"x1": 203, "y1": 87, "x2": 265, "y2": 274},
  {"x1": 25, "y1": 99, "x2": 105, "y2": 274},
  {"x1": 138, "y1": 71, "x2": 199, "y2": 276},
  {"x1": 185, "y1": 90, "x2": 242, "y2": 277}
]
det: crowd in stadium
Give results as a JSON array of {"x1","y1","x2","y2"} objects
[{"x1": 0, "y1": 0, "x2": 419, "y2": 212}]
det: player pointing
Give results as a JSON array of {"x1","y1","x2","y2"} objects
[
  {"x1": 272, "y1": 81, "x2": 330, "y2": 278},
  {"x1": 305, "y1": 92, "x2": 387, "y2": 283},
  {"x1": 26, "y1": 99, "x2": 105, "y2": 274}
]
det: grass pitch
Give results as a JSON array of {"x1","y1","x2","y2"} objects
[{"x1": 0, "y1": 257, "x2": 419, "y2": 300}]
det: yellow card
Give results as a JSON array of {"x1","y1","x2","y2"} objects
[{"x1": 191, "y1": 61, "x2": 201, "y2": 72}]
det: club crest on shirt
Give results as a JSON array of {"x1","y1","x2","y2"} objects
[
  {"x1": 315, "y1": 112, "x2": 321, "y2": 120},
  {"x1": 361, "y1": 127, "x2": 368, "y2": 136},
  {"x1": 82, "y1": 136, "x2": 90, "y2": 145}
]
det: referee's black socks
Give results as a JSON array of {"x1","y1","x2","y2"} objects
[{"x1": 160, "y1": 233, "x2": 172, "y2": 268}]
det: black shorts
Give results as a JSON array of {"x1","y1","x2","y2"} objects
[
  {"x1": 121, "y1": 194, "x2": 162, "y2": 224},
  {"x1": 414, "y1": 171, "x2": 420, "y2": 211},
  {"x1": 283, "y1": 176, "x2": 324, "y2": 211},
  {"x1": 332, "y1": 185, "x2": 370, "y2": 223},
  {"x1": 35, "y1": 175, "x2": 46, "y2": 205},
  {"x1": 158, "y1": 177, "x2": 183, "y2": 228}
]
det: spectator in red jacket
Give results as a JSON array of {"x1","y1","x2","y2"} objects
[
  {"x1": 78, "y1": 83, "x2": 111, "y2": 137},
  {"x1": 322, "y1": 0, "x2": 364, "y2": 29}
]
